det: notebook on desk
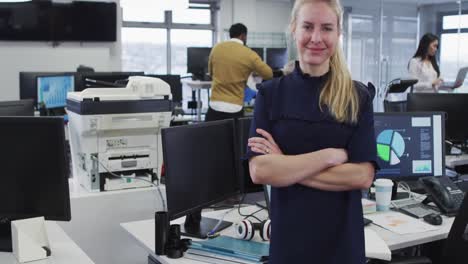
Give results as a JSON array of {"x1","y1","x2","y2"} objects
[{"x1": 439, "y1": 66, "x2": 468, "y2": 89}]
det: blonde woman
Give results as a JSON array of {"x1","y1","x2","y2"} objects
[{"x1": 246, "y1": 0, "x2": 377, "y2": 263}]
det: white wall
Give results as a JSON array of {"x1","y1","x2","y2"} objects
[
  {"x1": 0, "y1": 0, "x2": 122, "y2": 101},
  {"x1": 218, "y1": 0, "x2": 292, "y2": 39}
]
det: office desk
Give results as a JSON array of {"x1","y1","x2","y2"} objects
[
  {"x1": 0, "y1": 221, "x2": 94, "y2": 264},
  {"x1": 121, "y1": 206, "x2": 449, "y2": 263},
  {"x1": 121, "y1": 206, "x2": 268, "y2": 264},
  {"x1": 183, "y1": 80, "x2": 211, "y2": 122},
  {"x1": 59, "y1": 178, "x2": 166, "y2": 264},
  {"x1": 368, "y1": 214, "x2": 453, "y2": 251}
]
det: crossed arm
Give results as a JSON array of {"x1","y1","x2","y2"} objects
[{"x1": 248, "y1": 129, "x2": 374, "y2": 191}]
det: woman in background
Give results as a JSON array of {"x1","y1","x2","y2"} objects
[
  {"x1": 408, "y1": 33, "x2": 443, "y2": 92},
  {"x1": 246, "y1": 0, "x2": 377, "y2": 263}
]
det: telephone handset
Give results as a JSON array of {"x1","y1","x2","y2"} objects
[{"x1": 419, "y1": 176, "x2": 465, "y2": 216}]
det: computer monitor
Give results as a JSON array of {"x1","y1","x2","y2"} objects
[
  {"x1": 251, "y1": 47, "x2": 264, "y2": 60},
  {"x1": 407, "y1": 93, "x2": 468, "y2": 143},
  {"x1": 187, "y1": 47, "x2": 212, "y2": 81},
  {"x1": 77, "y1": 71, "x2": 144, "y2": 90},
  {"x1": 265, "y1": 48, "x2": 288, "y2": 70},
  {"x1": 236, "y1": 117, "x2": 263, "y2": 194},
  {"x1": 37, "y1": 75, "x2": 75, "y2": 109},
  {"x1": 0, "y1": 99, "x2": 34, "y2": 116},
  {"x1": 162, "y1": 119, "x2": 240, "y2": 238},
  {"x1": 145, "y1": 74, "x2": 183, "y2": 104},
  {"x1": 374, "y1": 112, "x2": 445, "y2": 182},
  {"x1": 0, "y1": 117, "x2": 71, "y2": 252},
  {"x1": 19, "y1": 72, "x2": 77, "y2": 107}
]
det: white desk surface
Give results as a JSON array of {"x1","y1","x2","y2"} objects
[
  {"x1": 368, "y1": 214, "x2": 453, "y2": 251},
  {"x1": 121, "y1": 206, "x2": 268, "y2": 264},
  {"x1": 122, "y1": 205, "x2": 449, "y2": 263},
  {"x1": 0, "y1": 221, "x2": 94, "y2": 264},
  {"x1": 62, "y1": 178, "x2": 165, "y2": 264}
]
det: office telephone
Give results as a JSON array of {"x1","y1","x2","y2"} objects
[{"x1": 419, "y1": 176, "x2": 465, "y2": 216}]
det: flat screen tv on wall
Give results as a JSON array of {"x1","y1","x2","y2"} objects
[{"x1": 0, "y1": 1, "x2": 116, "y2": 42}]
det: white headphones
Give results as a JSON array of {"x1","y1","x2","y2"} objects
[{"x1": 233, "y1": 219, "x2": 271, "y2": 241}]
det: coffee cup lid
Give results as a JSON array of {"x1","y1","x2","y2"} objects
[{"x1": 374, "y1": 178, "x2": 393, "y2": 187}]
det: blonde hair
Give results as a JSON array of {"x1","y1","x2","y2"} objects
[{"x1": 289, "y1": 0, "x2": 359, "y2": 123}]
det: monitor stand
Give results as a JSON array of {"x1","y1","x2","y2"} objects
[
  {"x1": 182, "y1": 211, "x2": 232, "y2": 239},
  {"x1": 0, "y1": 220, "x2": 12, "y2": 252}
]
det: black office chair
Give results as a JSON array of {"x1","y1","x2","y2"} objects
[
  {"x1": 441, "y1": 192, "x2": 468, "y2": 263},
  {"x1": 383, "y1": 79, "x2": 418, "y2": 112}
]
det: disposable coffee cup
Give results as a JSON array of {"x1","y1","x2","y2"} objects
[{"x1": 374, "y1": 179, "x2": 393, "y2": 211}]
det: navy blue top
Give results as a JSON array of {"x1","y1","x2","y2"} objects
[{"x1": 246, "y1": 63, "x2": 377, "y2": 264}]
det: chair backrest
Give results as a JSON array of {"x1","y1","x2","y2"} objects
[{"x1": 443, "y1": 193, "x2": 468, "y2": 263}]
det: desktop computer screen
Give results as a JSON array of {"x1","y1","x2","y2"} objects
[
  {"x1": 374, "y1": 112, "x2": 445, "y2": 181},
  {"x1": 0, "y1": 99, "x2": 34, "y2": 116},
  {"x1": 236, "y1": 117, "x2": 263, "y2": 193},
  {"x1": 20, "y1": 72, "x2": 77, "y2": 107},
  {"x1": 251, "y1": 47, "x2": 264, "y2": 60},
  {"x1": 0, "y1": 117, "x2": 71, "y2": 252},
  {"x1": 187, "y1": 47, "x2": 212, "y2": 80},
  {"x1": 37, "y1": 75, "x2": 75, "y2": 109},
  {"x1": 265, "y1": 48, "x2": 288, "y2": 70},
  {"x1": 407, "y1": 93, "x2": 468, "y2": 143},
  {"x1": 162, "y1": 119, "x2": 240, "y2": 238},
  {"x1": 145, "y1": 74, "x2": 183, "y2": 104}
]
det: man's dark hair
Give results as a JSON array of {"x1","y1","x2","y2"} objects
[{"x1": 229, "y1": 23, "x2": 248, "y2": 38}]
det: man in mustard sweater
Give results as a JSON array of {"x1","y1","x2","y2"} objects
[{"x1": 206, "y1": 23, "x2": 273, "y2": 122}]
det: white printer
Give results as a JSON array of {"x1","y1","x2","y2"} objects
[{"x1": 66, "y1": 76, "x2": 172, "y2": 192}]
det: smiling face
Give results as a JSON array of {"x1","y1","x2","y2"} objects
[{"x1": 292, "y1": 2, "x2": 340, "y2": 75}]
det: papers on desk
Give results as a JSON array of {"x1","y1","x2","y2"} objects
[
  {"x1": 364, "y1": 228, "x2": 391, "y2": 261},
  {"x1": 366, "y1": 211, "x2": 440, "y2": 235}
]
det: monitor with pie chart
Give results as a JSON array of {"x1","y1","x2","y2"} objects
[{"x1": 373, "y1": 112, "x2": 445, "y2": 181}]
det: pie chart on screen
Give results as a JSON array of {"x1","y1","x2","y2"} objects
[{"x1": 377, "y1": 129, "x2": 405, "y2": 165}]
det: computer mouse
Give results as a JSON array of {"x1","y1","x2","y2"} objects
[{"x1": 423, "y1": 213, "x2": 443, "y2": 225}]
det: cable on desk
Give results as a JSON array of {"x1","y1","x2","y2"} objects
[
  {"x1": 206, "y1": 207, "x2": 236, "y2": 238},
  {"x1": 91, "y1": 155, "x2": 167, "y2": 211},
  {"x1": 236, "y1": 194, "x2": 265, "y2": 223}
]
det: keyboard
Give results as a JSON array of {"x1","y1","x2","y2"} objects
[{"x1": 399, "y1": 203, "x2": 439, "y2": 219}]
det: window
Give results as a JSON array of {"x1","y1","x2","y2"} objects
[
  {"x1": 121, "y1": 1, "x2": 216, "y2": 113},
  {"x1": 120, "y1": 0, "x2": 165, "y2": 22},
  {"x1": 439, "y1": 12, "x2": 468, "y2": 82},
  {"x1": 171, "y1": 29, "x2": 213, "y2": 113},
  {"x1": 121, "y1": 28, "x2": 167, "y2": 74}
]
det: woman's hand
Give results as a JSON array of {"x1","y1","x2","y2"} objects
[
  {"x1": 248, "y1": 128, "x2": 283, "y2": 155},
  {"x1": 432, "y1": 78, "x2": 443, "y2": 88}
]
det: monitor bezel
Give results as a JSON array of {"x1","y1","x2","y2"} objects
[
  {"x1": 373, "y1": 111, "x2": 446, "y2": 181},
  {"x1": 0, "y1": 116, "x2": 71, "y2": 221},
  {"x1": 20, "y1": 72, "x2": 78, "y2": 108},
  {"x1": 162, "y1": 119, "x2": 241, "y2": 221},
  {"x1": 407, "y1": 93, "x2": 468, "y2": 143},
  {"x1": 186, "y1": 47, "x2": 212, "y2": 80},
  {"x1": 36, "y1": 74, "x2": 76, "y2": 110}
]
